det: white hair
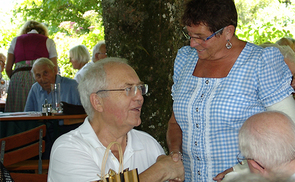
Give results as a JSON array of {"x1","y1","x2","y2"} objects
[
  {"x1": 92, "y1": 40, "x2": 105, "y2": 62},
  {"x1": 78, "y1": 57, "x2": 128, "y2": 120},
  {"x1": 31, "y1": 57, "x2": 55, "y2": 78},
  {"x1": 239, "y1": 111, "x2": 295, "y2": 170},
  {"x1": 69, "y1": 45, "x2": 90, "y2": 64}
]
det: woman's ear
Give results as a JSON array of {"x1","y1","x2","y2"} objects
[
  {"x1": 225, "y1": 25, "x2": 235, "y2": 39},
  {"x1": 90, "y1": 93, "x2": 103, "y2": 112}
]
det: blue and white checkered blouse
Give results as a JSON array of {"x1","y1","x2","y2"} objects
[{"x1": 171, "y1": 42, "x2": 294, "y2": 181}]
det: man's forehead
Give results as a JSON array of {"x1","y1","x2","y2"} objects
[
  {"x1": 105, "y1": 63, "x2": 140, "y2": 84},
  {"x1": 33, "y1": 64, "x2": 52, "y2": 73}
]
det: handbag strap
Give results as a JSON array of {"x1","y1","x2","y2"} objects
[{"x1": 100, "y1": 141, "x2": 123, "y2": 179}]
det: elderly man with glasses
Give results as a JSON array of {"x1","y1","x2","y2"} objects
[
  {"x1": 48, "y1": 57, "x2": 184, "y2": 182},
  {"x1": 214, "y1": 111, "x2": 295, "y2": 181}
]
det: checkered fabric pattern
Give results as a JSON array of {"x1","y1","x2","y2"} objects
[
  {"x1": 171, "y1": 43, "x2": 294, "y2": 181},
  {"x1": 5, "y1": 63, "x2": 36, "y2": 112}
]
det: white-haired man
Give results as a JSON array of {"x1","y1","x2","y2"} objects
[
  {"x1": 92, "y1": 40, "x2": 107, "y2": 62},
  {"x1": 24, "y1": 57, "x2": 81, "y2": 111},
  {"x1": 48, "y1": 57, "x2": 184, "y2": 181},
  {"x1": 215, "y1": 111, "x2": 295, "y2": 181},
  {"x1": 238, "y1": 111, "x2": 295, "y2": 179}
]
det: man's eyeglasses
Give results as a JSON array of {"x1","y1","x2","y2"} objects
[
  {"x1": 237, "y1": 152, "x2": 265, "y2": 169},
  {"x1": 182, "y1": 27, "x2": 225, "y2": 43},
  {"x1": 96, "y1": 84, "x2": 148, "y2": 97}
]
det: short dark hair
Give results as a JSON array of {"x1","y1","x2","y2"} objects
[{"x1": 181, "y1": 0, "x2": 237, "y2": 33}]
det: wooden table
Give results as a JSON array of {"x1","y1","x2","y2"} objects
[{"x1": 0, "y1": 112, "x2": 87, "y2": 125}]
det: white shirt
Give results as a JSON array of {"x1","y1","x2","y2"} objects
[
  {"x1": 74, "y1": 62, "x2": 94, "y2": 83},
  {"x1": 48, "y1": 117, "x2": 165, "y2": 182}
]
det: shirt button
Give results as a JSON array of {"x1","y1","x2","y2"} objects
[
  {"x1": 201, "y1": 94, "x2": 204, "y2": 97},
  {"x1": 198, "y1": 171, "x2": 201, "y2": 175},
  {"x1": 194, "y1": 141, "x2": 197, "y2": 146},
  {"x1": 197, "y1": 156, "x2": 200, "y2": 160},
  {"x1": 205, "y1": 80, "x2": 209, "y2": 84},
  {"x1": 196, "y1": 108, "x2": 199, "y2": 112},
  {"x1": 196, "y1": 123, "x2": 199, "y2": 128}
]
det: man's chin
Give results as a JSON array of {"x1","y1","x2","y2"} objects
[
  {"x1": 41, "y1": 85, "x2": 51, "y2": 92},
  {"x1": 134, "y1": 119, "x2": 141, "y2": 127}
]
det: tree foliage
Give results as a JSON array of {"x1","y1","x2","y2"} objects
[
  {"x1": 235, "y1": 0, "x2": 295, "y2": 44},
  {"x1": 14, "y1": 0, "x2": 103, "y2": 34},
  {"x1": 9, "y1": 0, "x2": 105, "y2": 78}
]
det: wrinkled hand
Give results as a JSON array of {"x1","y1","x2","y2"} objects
[
  {"x1": 213, "y1": 167, "x2": 233, "y2": 182},
  {"x1": 156, "y1": 155, "x2": 184, "y2": 181}
]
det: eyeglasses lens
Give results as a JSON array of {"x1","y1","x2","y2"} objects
[{"x1": 127, "y1": 84, "x2": 148, "y2": 96}]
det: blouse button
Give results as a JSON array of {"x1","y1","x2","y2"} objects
[
  {"x1": 198, "y1": 171, "x2": 201, "y2": 175},
  {"x1": 194, "y1": 141, "x2": 197, "y2": 146},
  {"x1": 196, "y1": 108, "x2": 199, "y2": 112},
  {"x1": 205, "y1": 80, "x2": 209, "y2": 84},
  {"x1": 196, "y1": 123, "x2": 199, "y2": 128}
]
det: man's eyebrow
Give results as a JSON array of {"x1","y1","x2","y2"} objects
[
  {"x1": 120, "y1": 82, "x2": 143, "y2": 88},
  {"x1": 125, "y1": 81, "x2": 144, "y2": 86}
]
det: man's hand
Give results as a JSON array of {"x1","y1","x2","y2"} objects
[{"x1": 156, "y1": 155, "x2": 185, "y2": 181}]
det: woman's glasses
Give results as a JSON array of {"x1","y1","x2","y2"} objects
[{"x1": 182, "y1": 27, "x2": 225, "y2": 43}]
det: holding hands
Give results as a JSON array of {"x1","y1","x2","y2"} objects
[{"x1": 139, "y1": 152, "x2": 184, "y2": 182}]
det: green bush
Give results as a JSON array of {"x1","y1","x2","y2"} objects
[{"x1": 237, "y1": 22, "x2": 293, "y2": 45}]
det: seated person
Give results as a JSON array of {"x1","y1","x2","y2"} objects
[
  {"x1": 69, "y1": 41, "x2": 107, "y2": 84},
  {"x1": 69, "y1": 45, "x2": 91, "y2": 83},
  {"x1": 48, "y1": 57, "x2": 184, "y2": 181},
  {"x1": 24, "y1": 57, "x2": 83, "y2": 159},
  {"x1": 92, "y1": 40, "x2": 107, "y2": 63},
  {"x1": 24, "y1": 57, "x2": 81, "y2": 111},
  {"x1": 214, "y1": 111, "x2": 295, "y2": 181}
]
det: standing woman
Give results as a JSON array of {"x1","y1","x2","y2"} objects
[
  {"x1": 5, "y1": 20, "x2": 57, "y2": 112},
  {"x1": 166, "y1": 0, "x2": 295, "y2": 181},
  {"x1": 69, "y1": 45, "x2": 90, "y2": 83}
]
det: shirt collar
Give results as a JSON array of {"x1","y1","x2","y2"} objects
[
  {"x1": 79, "y1": 117, "x2": 144, "y2": 152},
  {"x1": 27, "y1": 29, "x2": 39, "y2": 34},
  {"x1": 79, "y1": 117, "x2": 102, "y2": 149}
]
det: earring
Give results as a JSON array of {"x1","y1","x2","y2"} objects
[{"x1": 226, "y1": 40, "x2": 232, "y2": 49}]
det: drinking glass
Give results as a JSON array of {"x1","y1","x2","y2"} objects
[{"x1": 51, "y1": 83, "x2": 62, "y2": 113}]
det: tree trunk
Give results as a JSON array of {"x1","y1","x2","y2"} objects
[{"x1": 102, "y1": 0, "x2": 187, "y2": 152}]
